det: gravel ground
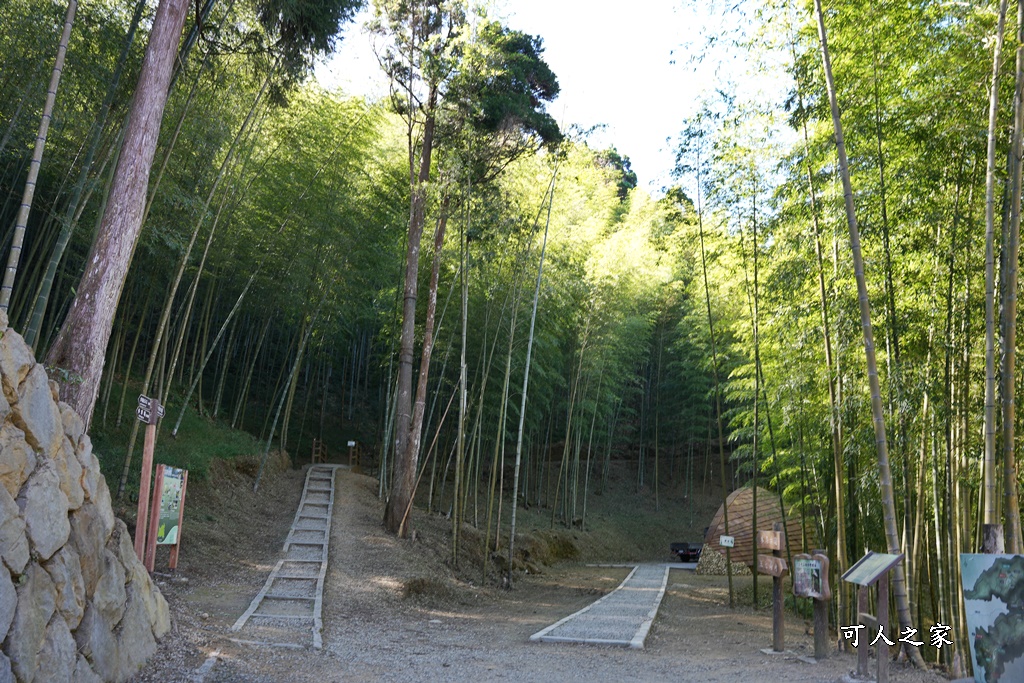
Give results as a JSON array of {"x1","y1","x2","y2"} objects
[{"x1": 130, "y1": 466, "x2": 956, "y2": 683}]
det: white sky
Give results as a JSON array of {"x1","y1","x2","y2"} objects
[{"x1": 315, "y1": 1, "x2": 791, "y2": 195}]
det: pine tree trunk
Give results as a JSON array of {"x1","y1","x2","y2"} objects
[
  {"x1": 385, "y1": 87, "x2": 438, "y2": 535},
  {"x1": 46, "y1": 0, "x2": 191, "y2": 426}
]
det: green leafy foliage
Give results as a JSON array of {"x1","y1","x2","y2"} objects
[{"x1": 256, "y1": 0, "x2": 363, "y2": 83}]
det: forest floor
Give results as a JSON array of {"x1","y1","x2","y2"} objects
[{"x1": 126, "y1": 456, "x2": 954, "y2": 683}]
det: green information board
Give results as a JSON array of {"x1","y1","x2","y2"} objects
[
  {"x1": 841, "y1": 551, "x2": 903, "y2": 587},
  {"x1": 156, "y1": 467, "x2": 185, "y2": 545},
  {"x1": 794, "y1": 557, "x2": 823, "y2": 598}
]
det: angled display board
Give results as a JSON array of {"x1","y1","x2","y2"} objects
[{"x1": 842, "y1": 551, "x2": 903, "y2": 587}]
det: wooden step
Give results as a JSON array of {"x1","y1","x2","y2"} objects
[{"x1": 263, "y1": 593, "x2": 316, "y2": 601}]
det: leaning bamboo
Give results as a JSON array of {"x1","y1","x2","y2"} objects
[
  {"x1": 508, "y1": 166, "x2": 558, "y2": 588},
  {"x1": 813, "y1": 0, "x2": 924, "y2": 665},
  {"x1": 0, "y1": 0, "x2": 76, "y2": 312}
]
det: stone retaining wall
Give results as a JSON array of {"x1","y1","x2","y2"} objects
[{"x1": 0, "y1": 314, "x2": 169, "y2": 682}]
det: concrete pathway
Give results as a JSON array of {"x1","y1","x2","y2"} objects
[
  {"x1": 230, "y1": 464, "x2": 347, "y2": 649},
  {"x1": 530, "y1": 563, "x2": 677, "y2": 649}
]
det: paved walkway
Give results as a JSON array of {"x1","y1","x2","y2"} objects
[
  {"x1": 530, "y1": 563, "x2": 677, "y2": 649},
  {"x1": 230, "y1": 464, "x2": 347, "y2": 649}
]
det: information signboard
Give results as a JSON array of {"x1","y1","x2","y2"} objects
[
  {"x1": 842, "y1": 551, "x2": 903, "y2": 587},
  {"x1": 961, "y1": 553, "x2": 1024, "y2": 682},
  {"x1": 156, "y1": 467, "x2": 185, "y2": 545},
  {"x1": 793, "y1": 556, "x2": 823, "y2": 598},
  {"x1": 719, "y1": 535, "x2": 735, "y2": 548}
]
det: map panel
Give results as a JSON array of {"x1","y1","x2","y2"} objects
[{"x1": 961, "y1": 554, "x2": 1024, "y2": 682}]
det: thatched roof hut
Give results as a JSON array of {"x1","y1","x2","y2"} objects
[{"x1": 703, "y1": 487, "x2": 808, "y2": 566}]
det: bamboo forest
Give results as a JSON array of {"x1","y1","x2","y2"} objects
[{"x1": 1, "y1": 0, "x2": 1023, "y2": 681}]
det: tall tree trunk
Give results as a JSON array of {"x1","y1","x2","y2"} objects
[
  {"x1": 453, "y1": 206, "x2": 468, "y2": 563},
  {"x1": 984, "y1": 0, "x2": 1010, "y2": 531},
  {"x1": 1002, "y1": 0, "x2": 1024, "y2": 553},
  {"x1": 789, "y1": 25, "x2": 850, "y2": 623},
  {"x1": 395, "y1": 197, "x2": 450, "y2": 535},
  {"x1": 46, "y1": 0, "x2": 191, "y2": 425},
  {"x1": 233, "y1": 317, "x2": 272, "y2": 429},
  {"x1": 870, "y1": 34, "x2": 909, "y2": 555},
  {"x1": 813, "y1": 0, "x2": 924, "y2": 666},
  {"x1": 23, "y1": 0, "x2": 146, "y2": 349},
  {"x1": 0, "y1": 0, "x2": 76, "y2": 312},
  {"x1": 385, "y1": 86, "x2": 438, "y2": 536},
  {"x1": 169, "y1": 272, "x2": 258, "y2": 435}
]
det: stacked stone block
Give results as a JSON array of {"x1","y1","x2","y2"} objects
[{"x1": 0, "y1": 314, "x2": 169, "y2": 682}]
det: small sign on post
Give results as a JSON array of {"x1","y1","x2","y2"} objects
[
  {"x1": 757, "y1": 523, "x2": 788, "y2": 653},
  {"x1": 719, "y1": 534, "x2": 735, "y2": 548},
  {"x1": 842, "y1": 551, "x2": 905, "y2": 683},
  {"x1": 756, "y1": 530, "x2": 782, "y2": 551},
  {"x1": 133, "y1": 395, "x2": 162, "y2": 563},
  {"x1": 794, "y1": 550, "x2": 832, "y2": 660}
]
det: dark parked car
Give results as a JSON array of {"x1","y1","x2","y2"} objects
[{"x1": 670, "y1": 542, "x2": 703, "y2": 562}]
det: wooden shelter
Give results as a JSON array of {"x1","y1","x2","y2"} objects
[{"x1": 703, "y1": 487, "x2": 807, "y2": 566}]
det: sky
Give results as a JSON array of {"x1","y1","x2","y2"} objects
[{"x1": 315, "y1": 1, "x2": 790, "y2": 195}]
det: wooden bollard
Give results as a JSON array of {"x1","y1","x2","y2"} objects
[{"x1": 772, "y1": 523, "x2": 785, "y2": 652}]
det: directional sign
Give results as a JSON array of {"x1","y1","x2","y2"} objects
[
  {"x1": 757, "y1": 530, "x2": 783, "y2": 551},
  {"x1": 719, "y1": 534, "x2": 735, "y2": 548},
  {"x1": 758, "y1": 554, "x2": 789, "y2": 577},
  {"x1": 135, "y1": 397, "x2": 163, "y2": 425}
]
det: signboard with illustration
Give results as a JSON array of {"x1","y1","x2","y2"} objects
[
  {"x1": 961, "y1": 554, "x2": 1024, "y2": 682},
  {"x1": 144, "y1": 465, "x2": 188, "y2": 572},
  {"x1": 156, "y1": 466, "x2": 185, "y2": 545},
  {"x1": 794, "y1": 556, "x2": 823, "y2": 599}
]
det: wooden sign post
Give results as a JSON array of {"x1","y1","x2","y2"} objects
[
  {"x1": 794, "y1": 549, "x2": 832, "y2": 660},
  {"x1": 144, "y1": 465, "x2": 165, "y2": 572},
  {"x1": 133, "y1": 395, "x2": 164, "y2": 562},
  {"x1": 842, "y1": 551, "x2": 904, "y2": 683},
  {"x1": 756, "y1": 523, "x2": 788, "y2": 653}
]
